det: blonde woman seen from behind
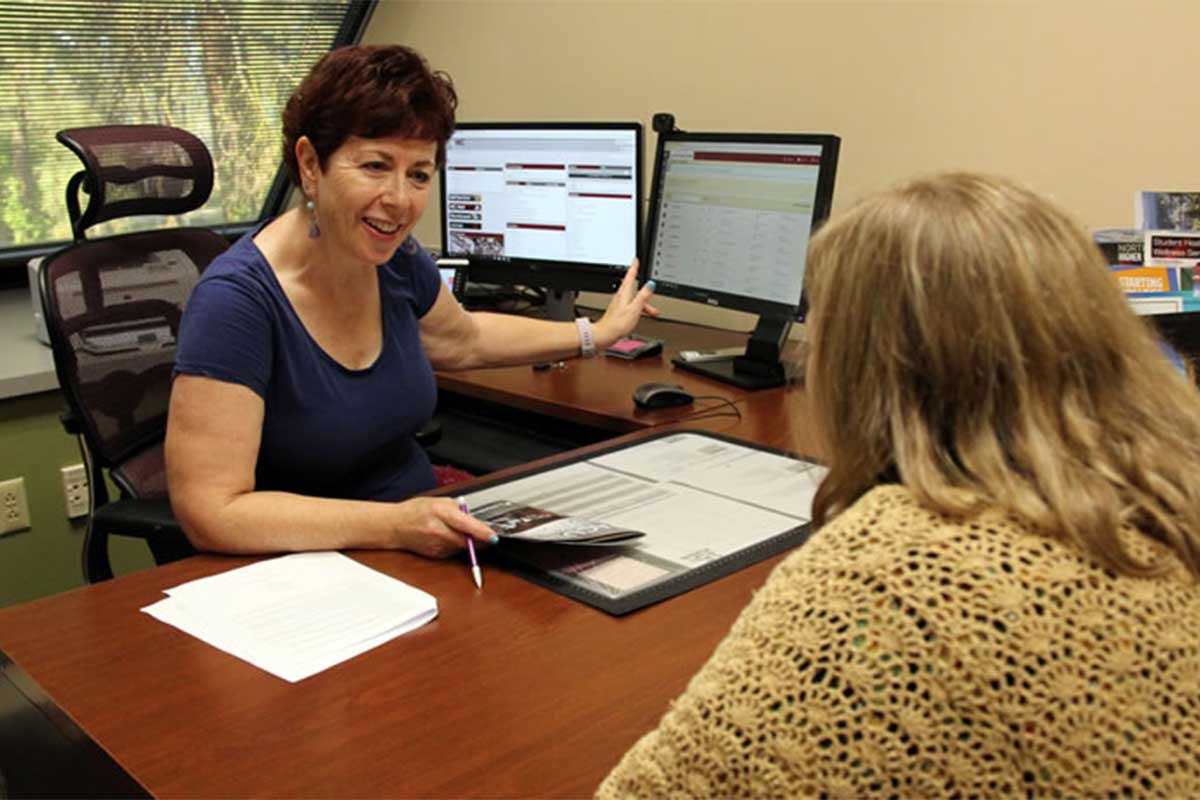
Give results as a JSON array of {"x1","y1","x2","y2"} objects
[{"x1": 597, "y1": 173, "x2": 1200, "y2": 798}]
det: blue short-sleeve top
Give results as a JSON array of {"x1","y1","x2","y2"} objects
[{"x1": 174, "y1": 229, "x2": 442, "y2": 501}]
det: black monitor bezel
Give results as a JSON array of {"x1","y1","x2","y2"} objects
[
  {"x1": 641, "y1": 130, "x2": 840, "y2": 321},
  {"x1": 438, "y1": 121, "x2": 643, "y2": 294}
]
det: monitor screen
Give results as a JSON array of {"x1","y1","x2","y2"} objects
[
  {"x1": 437, "y1": 266, "x2": 456, "y2": 293},
  {"x1": 643, "y1": 132, "x2": 839, "y2": 320},
  {"x1": 439, "y1": 123, "x2": 642, "y2": 295}
]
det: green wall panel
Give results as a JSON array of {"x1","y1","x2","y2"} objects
[{"x1": 0, "y1": 391, "x2": 155, "y2": 607}]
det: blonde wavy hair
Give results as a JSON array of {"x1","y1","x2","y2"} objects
[{"x1": 805, "y1": 172, "x2": 1200, "y2": 578}]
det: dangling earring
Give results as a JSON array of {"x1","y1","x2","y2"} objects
[{"x1": 305, "y1": 198, "x2": 321, "y2": 239}]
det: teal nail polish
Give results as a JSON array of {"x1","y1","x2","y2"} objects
[
  {"x1": 646, "y1": 280, "x2": 656, "y2": 291},
  {"x1": 489, "y1": 534, "x2": 499, "y2": 544}
]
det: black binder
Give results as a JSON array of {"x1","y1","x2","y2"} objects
[{"x1": 455, "y1": 430, "x2": 820, "y2": 616}]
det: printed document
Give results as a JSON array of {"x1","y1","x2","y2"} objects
[{"x1": 141, "y1": 552, "x2": 437, "y2": 682}]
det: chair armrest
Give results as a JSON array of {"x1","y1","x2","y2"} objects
[
  {"x1": 92, "y1": 496, "x2": 179, "y2": 535},
  {"x1": 84, "y1": 497, "x2": 194, "y2": 583},
  {"x1": 415, "y1": 418, "x2": 442, "y2": 449}
]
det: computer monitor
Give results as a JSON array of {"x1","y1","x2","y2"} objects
[
  {"x1": 439, "y1": 122, "x2": 642, "y2": 320},
  {"x1": 643, "y1": 130, "x2": 840, "y2": 389}
]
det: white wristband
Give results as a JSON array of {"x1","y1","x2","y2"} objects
[{"x1": 575, "y1": 316, "x2": 596, "y2": 359}]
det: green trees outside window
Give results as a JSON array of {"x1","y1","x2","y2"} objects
[{"x1": 0, "y1": 0, "x2": 359, "y2": 248}]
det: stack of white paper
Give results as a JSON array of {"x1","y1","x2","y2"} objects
[{"x1": 141, "y1": 552, "x2": 438, "y2": 682}]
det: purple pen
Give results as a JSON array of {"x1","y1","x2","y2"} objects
[{"x1": 457, "y1": 497, "x2": 482, "y2": 589}]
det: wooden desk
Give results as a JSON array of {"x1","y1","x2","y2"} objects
[
  {"x1": 436, "y1": 315, "x2": 778, "y2": 434},
  {"x1": 435, "y1": 315, "x2": 819, "y2": 455},
  {"x1": 0, "y1": 430, "x2": 787, "y2": 798},
  {"x1": 0, "y1": 319, "x2": 822, "y2": 798}
]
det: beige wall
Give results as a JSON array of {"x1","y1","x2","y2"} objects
[{"x1": 366, "y1": 0, "x2": 1200, "y2": 327}]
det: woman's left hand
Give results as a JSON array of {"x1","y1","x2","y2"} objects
[{"x1": 594, "y1": 259, "x2": 659, "y2": 349}]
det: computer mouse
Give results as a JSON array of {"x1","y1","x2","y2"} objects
[{"x1": 632, "y1": 382, "x2": 695, "y2": 409}]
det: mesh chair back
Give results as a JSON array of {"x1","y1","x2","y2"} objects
[
  {"x1": 56, "y1": 125, "x2": 215, "y2": 240},
  {"x1": 39, "y1": 126, "x2": 228, "y2": 491}
]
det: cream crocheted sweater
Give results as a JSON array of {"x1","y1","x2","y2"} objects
[{"x1": 597, "y1": 485, "x2": 1200, "y2": 798}]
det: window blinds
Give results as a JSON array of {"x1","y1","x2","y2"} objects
[{"x1": 0, "y1": 0, "x2": 358, "y2": 249}]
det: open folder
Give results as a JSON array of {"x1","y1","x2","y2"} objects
[{"x1": 459, "y1": 430, "x2": 825, "y2": 615}]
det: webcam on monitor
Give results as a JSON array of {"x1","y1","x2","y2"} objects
[{"x1": 652, "y1": 112, "x2": 678, "y2": 134}]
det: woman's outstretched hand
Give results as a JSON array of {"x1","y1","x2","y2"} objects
[{"x1": 595, "y1": 258, "x2": 659, "y2": 349}]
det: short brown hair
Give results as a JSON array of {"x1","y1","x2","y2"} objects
[
  {"x1": 281, "y1": 45, "x2": 457, "y2": 186},
  {"x1": 805, "y1": 172, "x2": 1200, "y2": 578}
]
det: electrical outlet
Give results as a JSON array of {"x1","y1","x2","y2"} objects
[
  {"x1": 0, "y1": 477, "x2": 32, "y2": 535},
  {"x1": 61, "y1": 464, "x2": 90, "y2": 520}
]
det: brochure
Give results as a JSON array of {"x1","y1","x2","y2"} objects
[
  {"x1": 1144, "y1": 229, "x2": 1200, "y2": 268},
  {"x1": 470, "y1": 499, "x2": 646, "y2": 546},
  {"x1": 1093, "y1": 228, "x2": 1144, "y2": 265},
  {"x1": 1135, "y1": 191, "x2": 1200, "y2": 232}
]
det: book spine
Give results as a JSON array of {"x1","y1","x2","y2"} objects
[{"x1": 1111, "y1": 265, "x2": 1192, "y2": 295}]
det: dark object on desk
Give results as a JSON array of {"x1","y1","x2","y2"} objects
[
  {"x1": 0, "y1": 650, "x2": 149, "y2": 798},
  {"x1": 606, "y1": 334, "x2": 663, "y2": 360},
  {"x1": 427, "y1": 390, "x2": 613, "y2": 476},
  {"x1": 671, "y1": 325, "x2": 791, "y2": 389},
  {"x1": 38, "y1": 125, "x2": 229, "y2": 582},
  {"x1": 633, "y1": 382, "x2": 695, "y2": 409}
]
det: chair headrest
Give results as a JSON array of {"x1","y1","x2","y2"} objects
[{"x1": 56, "y1": 125, "x2": 214, "y2": 241}]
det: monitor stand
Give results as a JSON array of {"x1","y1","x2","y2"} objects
[
  {"x1": 672, "y1": 314, "x2": 794, "y2": 390},
  {"x1": 530, "y1": 289, "x2": 581, "y2": 370},
  {"x1": 542, "y1": 289, "x2": 578, "y2": 322}
]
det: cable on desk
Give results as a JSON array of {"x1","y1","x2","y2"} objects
[
  {"x1": 648, "y1": 395, "x2": 744, "y2": 428},
  {"x1": 687, "y1": 395, "x2": 744, "y2": 421}
]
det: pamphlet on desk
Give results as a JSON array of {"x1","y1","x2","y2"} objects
[
  {"x1": 460, "y1": 431, "x2": 825, "y2": 615},
  {"x1": 471, "y1": 499, "x2": 645, "y2": 546}
]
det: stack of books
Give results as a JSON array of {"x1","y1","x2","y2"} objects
[{"x1": 1095, "y1": 192, "x2": 1200, "y2": 315}]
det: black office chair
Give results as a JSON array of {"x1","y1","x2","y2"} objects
[{"x1": 39, "y1": 125, "x2": 229, "y2": 583}]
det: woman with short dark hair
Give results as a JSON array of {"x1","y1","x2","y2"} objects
[
  {"x1": 166, "y1": 46, "x2": 655, "y2": 557},
  {"x1": 598, "y1": 173, "x2": 1200, "y2": 798}
]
